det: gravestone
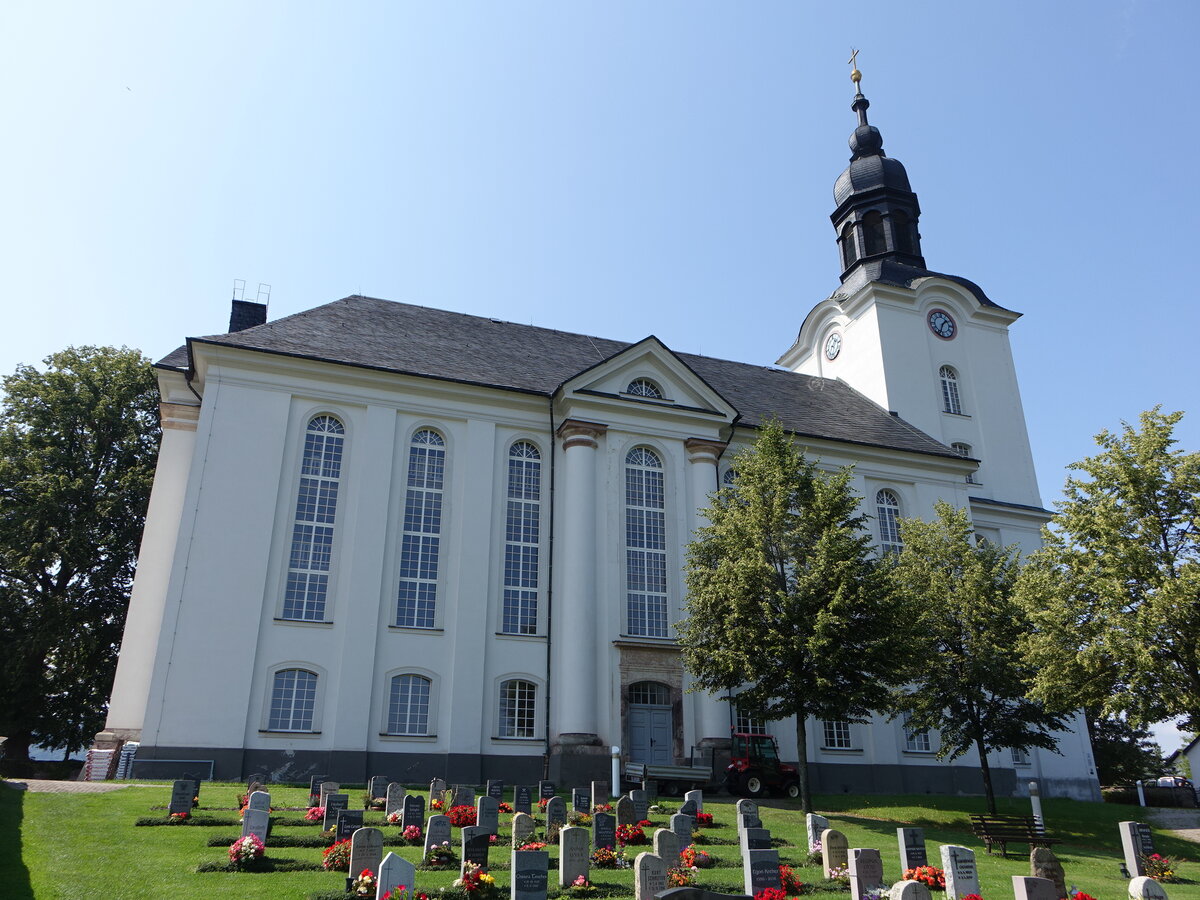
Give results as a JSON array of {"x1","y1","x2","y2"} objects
[
  {"x1": 1012, "y1": 876, "x2": 1059, "y2": 900},
  {"x1": 512, "y1": 812, "x2": 537, "y2": 846},
  {"x1": 630, "y1": 789, "x2": 649, "y2": 822},
  {"x1": 539, "y1": 781, "x2": 556, "y2": 801},
  {"x1": 308, "y1": 774, "x2": 329, "y2": 803},
  {"x1": 654, "y1": 828, "x2": 680, "y2": 862},
  {"x1": 324, "y1": 793, "x2": 349, "y2": 831},
  {"x1": 743, "y1": 848, "x2": 782, "y2": 896},
  {"x1": 1129, "y1": 876, "x2": 1170, "y2": 900},
  {"x1": 386, "y1": 784, "x2": 405, "y2": 817},
  {"x1": 514, "y1": 785, "x2": 533, "y2": 814},
  {"x1": 370, "y1": 776, "x2": 389, "y2": 800},
  {"x1": 850, "y1": 848, "x2": 885, "y2": 900},
  {"x1": 402, "y1": 795, "x2": 425, "y2": 830},
  {"x1": 181, "y1": 773, "x2": 201, "y2": 801},
  {"x1": 898, "y1": 828, "x2": 927, "y2": 871},
  {"x1": 807, "y1": 814, "x2": 830, "y2": 851},
  {"x1": 478, "y1": 796, "x2": 500, "y2": 835},
  {"x1": 241, "y1": 807, "x2": 270, "y2": 843},
  {"x1": 1120, "y1": 821, "x2": 1157, "y2": 878},
  {"x1": 452, "y1": 784, "x2": 475, "y2": 809},
  {"x1": 735, "y1": 798, "x2": 759, "y2": 820},
  {"x1": 634, "y1": 851, "x2": 668, "y2": 900},
  {"x1": 1031, "y1": 846, "x2": 1067, "y2": 899},
  {"x1": 890, "y1": 880, "x2": 933, "y2": 900},
  {"x1": 738, "y1": 813, "x2": 762, "y2": 835},
  {"x1": 462, "y1": 825, "x2": 491, "y2": 873},
  {"x1": 320, "y1": 781, "x2": 340, "y2": 806},
  {"x1": 591, "y1": 781, "x2": 609, "y2": 808},
  {"x1": 168, "y1": 780, "x2": 193, "y2": 816},
  {"x1": 572, "y1": 787, "x2": 591, "y2": 813},
  {"x1": 337, "y1": 809, "x2": 364, "y2": 842},
  {"x1": 616, "y1": 796, "x2": 637, "y2": 825},
  {"x1": 430, "y1": 778, "x2": 448, "y2": 802},
  {"x1": 683, "y1": 789, "x2": 703, "y2": 812},
  {"x1": 679, "y1": 799, "x2": 698, "y2": 820},
  {"x1": 559, "y1": 825, "x2": 590, "y2": 886},
  {"x1": 247, "y1": 772, "x2": 267, "y2": 789},
  {"x1": 593, "y1": 811, "x2": 616, "y2": 849},
  {"x1": 940, "y1": 845, "x2": 980, "y2": 900},
  {"x1": 512, "y1": 849, "x2": 550, "y2": 900},
  {"x1": 743, "y1": 827, "x2": 773, "y2": 851},
  {"x1": 821, "y1": 828, "x2": 849, "y2": 877},
  {"x1": 425, "y1": 814, "x2": 452, "y2": 855},
  {"x1": 670, "y1": 812, "x2": 693, "y2": 847},
  {"x1": 350, "y1": 827, "x2": 385, "y2": 879},
  {"x1": 378, "y1": 851, "x2": 416, "y2": 900},
  {"x1": 546, "y1": 796, "x2": 567, "y2": 829},
  {"x1": 247, "y1": 779, "x2": 264, "y2": 797},
  {"x1": 487, "y1": 779, "x2": 505, "y2": 801},
  {"x1": 247, "y1": 790, "x2": 270, "y2": 812}
]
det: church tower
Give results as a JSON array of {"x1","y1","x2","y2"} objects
[{"x1": 778, "y1": 63, "x2": 1044, "y2": 514}]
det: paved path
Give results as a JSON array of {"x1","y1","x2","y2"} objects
[
  {"x1": 2, "y1": 778, "x2": 157, "y2": 793},
  {"x1": 1147, "y1": 807, "x2": 1200, "y2": 844}
]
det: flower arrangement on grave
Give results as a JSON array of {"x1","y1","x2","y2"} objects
[
  {"x1": 498, "y1": 801, "x2": 513, "y2": 813},
  {"x1": 667, "y1": 866, "x2": 696, "y2": 887},
  {"x1": 168, "y1": 811, "x2": 190, "y2": 822},
  {"x1": 1143, "y1": 854, "x2": 1178, "y2": 882},
  {"x1": 695, "y1": 811, "x2": 714, "y2": 827},
  {"x1": 517, "y1": 840, "x2": 548, "y2": 851},
  {"x1": 448, "y1": 804, "x2": 477, "y2": 827},
  {"x1": 381, "y1": 887, "x2": 408, "y2": 900},
  {"x1": 387, "y1": 811, "x2": 402, "y2": 825},
  {"x1": 590, "y1": 846, "x2": 620, "y2": 868},
  {"x1": 431, "y1": 797, "x2": 445, "y2": 810},
  {"x1": 593, "y1": 803, "x2": 613, "y2": 813},
  {"x1": 454, "y1": 861, "x2": 497, "y2": 895},
  {"x1": 754, "y1": 889, "x2": 788, "y2": 900},
  {"x1": 322, "y1": 838, "x2": 353, "y2": 871},
  {"x1": 564, "y1": 875, "x2": 598, "y2": 896},
  {"x1": 424, "y1": 841, "x2": 456, "y2": 867},
  {"x1": 828, "y1": 863, "x2": 850, "y2": 885},
  {"x1": 779, "y1": 864, "x2": 809, "y2": 894},
  {"x1": 228, "y1": 834, "x2": 264, "y2": 869},
  {"x1": 402, "y1": 824, "x2": 423, "y2": 843},
  {"x1": 1068, "y1": 893, "x2": 1096, "y2": 900},
  {"x1": 681, "y1": 845, "x2": 713, "y2": 869},
  {"x1": 568, "y1": 811, "x2": 592, "y2": 827},
  {"x1": 351, "y1": 868, "x2": 378, "y2": 896},
  {"x1": 362, "y1": 791, "x2": 386, "y2": 810},
  {"x1": 305, "y1": 806, "x2": 325, "y2": 822},
  {"x1": 616, "y1": 823, "x2": 647, "y2": 846},
  {"x1": 234, "y1": 792, "x2": 249, "y2": 808},
  {"x1": 320, "y1": 826, "x2": 338, "y2": 843},
  {"x1": 960, "y1": 894, "x2": 983, "y2": 900},
  {"x1": 860, "y1": 889, "x2": 889, "y2": 900},
  {"x1": 537, "y1": 797, "x2": 549, "y2": 812},
  {"x1": 903, "y1": 865, "x2": 945, "y2": 890},
  {"x1": 637, "y1": 819, "x2": 653, "y2": 827},
  {"x1": 488, "y1": 834, "x2": 499, "y2": 844}
]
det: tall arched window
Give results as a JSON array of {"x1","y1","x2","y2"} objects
[
  {"x1": 386, "y1": 674, "x2": 432, "y2": 735},
  {"x1": 841, "y1": 223, "x2": 858, "y2": 269},
  {"x1": 876, "y1": 489, "x2": 903, "y2": 553},
  {"x1": 283, "y1": 415, "x2": 344, "y2": 621},
  {"x1": 862, "y1": 211, "x2": 886, "y2": 256},
  {"x1": 502, "y1": 441, "x2": 541, "y2": 635},
  {"x1": 892, "y1": 210, "x2": 915, "y2": 254},
  {"x1": 625, "y1": 447, "x2": 668, "y2": 638},
  {"x1": 268, "y1": 668, "x2": 318, "y2": 731},
  {"x1": 396, "y1": 429, "x2": 445, "y2": 628},
  {"x1": 498, "y1": 679, "x2": 537, "y2": 738},
  {"x1": 939, "y1": 366, "x2": 963, "y2": 415}
]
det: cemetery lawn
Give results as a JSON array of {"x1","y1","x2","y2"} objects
[{"x1": 2, "y1": 781, "x2": 1198, "y2": 900}]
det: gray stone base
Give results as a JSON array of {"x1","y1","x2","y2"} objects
[
  {"x1": 547, "y1": 734, "x2": 609, "y2": 785},
  {"x1": 808, "y1": 761, "x2": 1017, "y2": 798}
]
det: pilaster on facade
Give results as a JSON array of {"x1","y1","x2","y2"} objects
[{"x1": 556, "y1": 419, "x2": 608, "y2": 450}]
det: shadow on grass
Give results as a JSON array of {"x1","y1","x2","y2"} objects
[{"x1": 0, "y1": 784, "x2": 34, "y2": 900}]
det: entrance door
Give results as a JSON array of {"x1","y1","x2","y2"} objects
[{"x1": 628, "y1": 682, "x2": 672, "y2": 764}]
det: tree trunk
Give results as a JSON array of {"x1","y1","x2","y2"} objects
[
  {"x1": 795, "y1": 714, "x2": 813, "y2": 813},
  {"x1": 976, "y1": 737, "x2": 997, "y2": 814},
  {"x1": 3, "y1": 730, "x2": 33, "y2": 763}
]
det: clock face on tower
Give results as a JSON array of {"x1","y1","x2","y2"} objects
[
  {"x1": 927, "y1": 309, "x2": 956, "y2": 340},
  {"x1": 824, "y1": 332, "x2": 842, "y2": 360}
]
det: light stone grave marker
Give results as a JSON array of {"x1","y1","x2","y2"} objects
[
  {"x1": 350, "y1": 827, "x2": 385, "y2": 879},
  {"x1": 336, "y1": 809, "x2": 364, "y2": 842},
  {"x1": 1129, "y1": 876, "x2": 1170, "y2": 900},
  {"x1": 616, "y1": 796, "x2": 636, "y2": 825},
  {"x1": 247, "y1": 790, "x2": 270, "y2": 811},
  {"x1": 514, "y1": 786, "x2": 533, "y2": 814},
  {"x1": 377, "y1": 851, "x2": 416, "y2": 900},
  {"x1": 511, "y1": 849, "x2": 549, "y2": 900},
  {"x1": 241, "y1": 807, "x2": 270, "y2": 843},
  {"x1": 898, "y1": 828, "x2": 927, "y2": 871},
  {"x1": 629, "y1": 790, "x2": 649, "y2": 822},
  {"x1": 591, "y1": 781, "x2": 609, "y2": 808},
  {"x1": 807, "y1": 813, "x2": 830, "y2": 852},
  {"x1": 462, "y1": 825, "x2": 491, "y2": 873},
  {"x1": 429, "y1": 778, "x2": 447, "y2": 802},
  {"x1": 452, "y1": 785, "x2": 475, "y2": 809},
  {"x1": 1013, "y1": 876, "x2": 1059, "y2": 900},
  {"x1": 634, "y1": 851, "x2": 668, "y2": 900},
  {"x1": 324, "y1": 793, "x2": 349, "y2": 831},
  {"x1": 572, "y1": 787, "x2": 590, "y2": 813},
  {"x1": 653, "y1": 828, "x2": 680, "y2": 862},
  {"x1": 168, "y1": 780, "x2": 193, "y2": 815},
  {"x1": 386, "y1": 784, "x2": 405, "y2": 817},
  {"x1": 369, "y1": 776, "x2": 389, "y2": 800},
  {"x1": 743, "y1": 827, "x2": 772, "y2": 851},
  {"x1": 559, "y1": 825, "x2": 590, "y2": 886},
  {"x1": 850, "y1": 847, "x2": 885, "y2": 900},
  {"x1": 512, "y1": 812, "x2": 537, "y2": 846},
  {"x1": 941, "y1": 845, "x2": 980, "y2": 900},
  {"x1": 670, "y1": 812, "x2": 693, "y2": 847},
  {"x1": 821, "y1": 828, "x2": 849, "y2": 878},
  {"x1": 593, "y1": 811, "x2": 616, "y2": 849},
  {"x1": 546, "y1": 796, "x2": 567, "y2": 829},
  {"x1": 320, "y1": 781, "x2": 340, "y2": 807},
  {"x1": 1120, "y1": 821, "x2": 1157, "y2": 878},
  {"x1": 478, "y1": 796, "x2": 500, "y2": 835},
  {"x1": 684, "y1": 789, "x2": 703, "y2": 812},
  {"x1": 743, "y1": 847, "x2": 782, "y2": 896},
  {"x1": 890, "y1": 880, "x2": 933, "y2": 900},
  {"x1": 425, "y1": 814, "x2": 451, "y2": 855}
]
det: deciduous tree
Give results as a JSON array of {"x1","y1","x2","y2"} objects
[{"x1": 0, "y1": 346, "x2": 159, "y2": 761}]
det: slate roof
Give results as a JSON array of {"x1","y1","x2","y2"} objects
[{"x1": 160, "y1": 294, "x2": 962, "y2": 461}]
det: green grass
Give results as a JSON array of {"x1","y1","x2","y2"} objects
[{"x1": 1, "y1": 780, "x2": 1197, "y2": 899}]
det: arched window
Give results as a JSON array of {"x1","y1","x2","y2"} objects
[
  {"x1": 939, "y1": 366, "x2": 963, "y2": 415},
  {"x1": 862, "y1": 211, "x2": 886, "y2": 256},
  {"x1": 722, "y1": 468, "x2": 737, "y2": 486},
  {"x1": 268, "y1": 668, "x2": 318, "y2": 732},
  {"x1": 625, "y1": 447, "x2": 668, "y2": 638},
  {"x1": 498, "y1": 679, "x2": 537, "y2": 738},
  {"x1": 950, "y1": 442, "x2": 979, "y2": 484},
  {"x1": 502, "y1": 441, "x2": 541, "y2": 635},
  {"x1": 283, "y1": 415, "x2": 344, "y2": 621},
  {"x1": 626, "y1": 378, "x2": 663, "y2": 399},
  {"x1": 891, "y1": 209, "x2": 915, "y2": 255},
  {"x1": 386, "y1": 674, "x2": 432, "y2": 735},
  {"x1": 396, "y1": 429, "x2": 446, "y2": 628},
  {"x1": 876, "y1": 489, "x2": 903, "y2": 553},
  {"x1": 841, "y1": 222, "x2": 858, "y2": 269},
  {"x1": 629, "y1": 681, "x2": 670, "y2": 705}
]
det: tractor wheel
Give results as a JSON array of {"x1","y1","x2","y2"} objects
[
  {"x1": 740, "y1": 773, "x2": 765, "y2": 798},
  {"x1": 784, "y1": 781, "x2": 800, "y2": 800}
]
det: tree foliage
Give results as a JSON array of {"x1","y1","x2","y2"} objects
[
  {"x1": 888, "y1": 502, "x2": 1070, "y2": 813},
  {"x1": 0, "y1": 346, "x2": 160, "y2": 760},
  {"x1": 677, "y1": 419, "x2": 908, "y2": 812},
  {"x1": 1085, "y1": 707, "x2": 1165, "y2": 785},
  {"x1": 1018, "y1": 408, "x2": 1200, "y2": 731}
]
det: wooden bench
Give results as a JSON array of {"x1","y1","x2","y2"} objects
[{"x1": 968, "y1": 814, "x2": 1060, "y2": 858}]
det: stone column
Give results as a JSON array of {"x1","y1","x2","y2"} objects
[{"x1": 684, "y1": 438, "x2": 733, "y2": 748}]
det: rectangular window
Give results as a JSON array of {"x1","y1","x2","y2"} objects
[
  {"x1": 736, "y1": 707, "x2": 767, "y2": 735},
  {"x1": 268, "y1": 669, "x2": 317, "y2": 731},
  {"x1": 822, "y1": 719, "x2": 852, "y2": 749},
  {"x1": 1011, "y1": 747, "x2": 1031, "y2": 766},
  {"x1": 903, "y1": 713, "x2": 931, "y2": 752},
  {"x1": 387, "y1": 675, "x2": 431, "y2": 735}
]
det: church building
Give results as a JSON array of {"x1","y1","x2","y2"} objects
[{"x1": 97, "y1": 78, "x2": 1101, "y2": 801}]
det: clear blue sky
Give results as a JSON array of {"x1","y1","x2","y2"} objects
[{"x1": 3, "y1": 2, "x2": 1196, "y2": 751}]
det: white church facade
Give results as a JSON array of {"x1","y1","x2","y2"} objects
[{"x1": 97, "y1": 84, "x2": 1101, "y2": 801}]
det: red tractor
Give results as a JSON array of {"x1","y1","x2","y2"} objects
[{"x1": 725, "y1": 732, "x2": 800, "y2": 798}]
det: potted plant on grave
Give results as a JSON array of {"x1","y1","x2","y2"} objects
[
  {"x1": 322, "y1": 838, "x2": 352, "y2": 871},
  {"x1": 228, "y1": 834, "x2": 265, "y2": 870}
]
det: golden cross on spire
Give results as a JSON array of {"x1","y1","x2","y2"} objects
[{"x1": 848, "y1": 48, "x2": 862, "y2": 89}]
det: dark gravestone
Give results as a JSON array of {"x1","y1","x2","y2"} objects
[
  {"x1": 323, "y1": 793, "x2": 349, "y2": 831},
  {"x1": 369, "y1": 775, "x2": 389, "y2": 800},
  {"x1": 593, "y1": 812, "x2": 616, "y2": 849},
  {"x1": 478, "y1": 796, "x2": 501, "y2": 835},
  {"x1": 591, "y1": 781, "x2": 610, "y2": 809},
  {"x1": 546, "y1": 796, "x2": 567, "y2": 829},
  {"x1": 630, "y1": 790, "x2": 649, "y2": 822},
  {"x1": 737, "y1": 813, "x2": 761, "y2": 833},
  {"x1": 572, "y1": 788, "x2": 590, "y2": 814},
  {"x1": 308, "y1": 774, "x2": 329, "y2": 803},
  {"x1": 402, "y1": 794, "x2": 426, "y2": 829},
  {"x1": 487, "y1": 779, "x2": 505, "y2": 801},
  {"x1": 512, "y1": 849, "x2": 550, "y2": 900},
  {"x1": 462, "y1": 825, "x2": 491, "y2": 872},
  {"x1": 247, "y1": 772, "x2": 267, "y2": 789},
  {"x1": 670, "y1": 813, "x2": 693, "y2": 847},
  {"x1": 336, "y1": 809, "x2": 364, "y2": 842},
  {"x1": 514, "y1": 785, "x2": 533, "y2": 815},
  {"x1": 616, "y1": 796, "x2": 637, "y2": 826},
  {"x1": 743, "y1": 828, "x2": 772, "y2": 851},
  {"x1": 430, "y1": 778, "x2": 448, "y2": 802},
  {"x1": 679, "y1": 799, "x2": 697, "y2": 819},
  {"x1": 1136, "y1": 823, "x2": 1156, "y2": 857},
  {"x1": 539, "y1": 781, "x2": 556, "y2": 801},
  {"x1": 452, "y1": 784, "x2": 475, "y2": 809},
  {"x1": 181, "y1": 773, "x2": 201, "y2": 800},
  {"x1": 168, "y1": 780, "x2": 193, "y2": 815},
  {"x1": 743, "y1": 848, "x2": 782, "y2": 896},
  {"x1": 899, "y1": 828, "x2": 928, "y2": 870}
]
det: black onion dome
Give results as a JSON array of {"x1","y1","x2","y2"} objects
[{"x1": 833, "y1": 154, "x2": 913, "y2": 206}]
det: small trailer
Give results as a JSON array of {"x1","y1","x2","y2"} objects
[{"x1": 623, "y1": 746, "x2": 717, "y2": 796}]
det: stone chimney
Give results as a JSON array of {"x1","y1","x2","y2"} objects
[{"x1": 228, "y1": 299, "x2": 267, "y2": 333}]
